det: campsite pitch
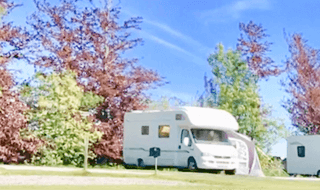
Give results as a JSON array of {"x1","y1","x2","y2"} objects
[{"x1": 1, "y1": 168, "x2": 320, "y2": 190}]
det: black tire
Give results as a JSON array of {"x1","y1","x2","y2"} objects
[
  {"x1": 225, "y1": 169, "x2": 236, "y2": 175},
  {"x1": 138, "y1": 159, "x2": 145, "y2": 168},
  {"x1": 188, "y1": 158, "x2": 197, "y2": 171},
  {"x1": 317, "y1": 170, "x2": 320, "y2": 178},
  {"x1": 208, "y1": 169, "x2": 221, "y2": 174}
]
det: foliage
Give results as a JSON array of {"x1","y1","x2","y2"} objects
[
  {"x1": 237, "y1": 21, "x2": 283, "y2": 79},
  {"x1": 203, "y1": 21, "x2": 289, "y2": 153},
  {"x1": 26, "y1": 0, "x2": 164, "y2": 161},
  {"x1": 80, "y1": 91, "x2": 104, "y2": 112},
  {"x1": 282, "y1": 34, "x2": 320, "y2": 134},
  {"x1": 207, "y1": 43, "x2": 290, "y2": 151},
  {"x1": 25, "y1": 71, "x2": 103, "y2": 166},
  {"x1": 196, "y1": 73, "x2": 219, "y2": 108},
  {"x1": 208, "y1": 44, "x2": 266, "y2": 143},
  {"x1": 0, "y1": 0, "x2": 41, "y2": 164},
  {"x1": 0, "y1": 68, "x2": 41, "y2": 163},
  {"x1": 260, "y1": 104, "x2": 291, "y2": 153},
  {"x1": 256, "y1": 147, "x2": 288, "y2": 177}
]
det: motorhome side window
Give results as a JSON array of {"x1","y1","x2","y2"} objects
[
  {"x1": 159, "y1": 125, "x2": 170, "y2": 138},
  {"x1": 141, "y1": 126, "x2": 149, "y2": 135},
  {"x1": 297, "y1": 146, "x2": 305, "y2": 157},
  {"x1": 176, "y1": 114, "x2": 185, "y2": 120}
]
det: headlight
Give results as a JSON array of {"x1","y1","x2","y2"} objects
[{"x1": 201, "y1": 152, "x2": 212, "y2": 157}]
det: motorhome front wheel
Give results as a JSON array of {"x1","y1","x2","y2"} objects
[
  {"x1": 225, "y1": 169, "x2": 236, "y2": 175},
  {"x1": 188, "y1": 158, "x2": 197, "y2": 171}
]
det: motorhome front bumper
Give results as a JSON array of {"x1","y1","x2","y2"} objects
[{"x1": 198, "y1": 158, "x2": 237, "y2": 170}]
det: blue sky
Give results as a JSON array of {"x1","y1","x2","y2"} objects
[{"x1": 6, "y1": 0, "x2": 320, "y2": 159}]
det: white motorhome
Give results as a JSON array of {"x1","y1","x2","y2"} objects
[
  {"x1": 123, "y1": 106, "x2": 239, "y2": 174},
  {"x1": 287, "y1": 135, "x2": 320, "y2": 177}
]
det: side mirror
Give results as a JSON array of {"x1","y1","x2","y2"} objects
[{"x1": 183, "y1": 137, "x2": 190, "y2": 147}]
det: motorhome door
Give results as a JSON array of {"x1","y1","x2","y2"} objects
[
  {"x1": 156, "y1": 121, "x2": 175, "y2": 166},
  {"x1": 176, "y1": 128, "x2": 193, "y2": 167}
]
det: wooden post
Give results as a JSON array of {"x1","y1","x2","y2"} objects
[{"x1": 84, "y1": 136, "x2": 88, "y2": 171}]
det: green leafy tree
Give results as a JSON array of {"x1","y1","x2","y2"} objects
[
  {"x1": 25, "y1": 71, "x2": 103, "y2": 166},
  {"x1": 260, "y1": 104, "x2": 290, "y2": 153},
  {"x1": 208, "y1": 44, "x2": 266, "y2": 142},
  {"x1": 26, "y1": 0, "x2": 164, "y2": 162},
  {"x1": 207, "y1": 44, "x2": 290, "y2": 177}
]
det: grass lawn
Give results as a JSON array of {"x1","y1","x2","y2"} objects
[
  {"x1": 1, "y1": 167, "x2": 320, "y2": 190},
  {"x1": 0, "y1": 185, "x2": 210, "y2": 190}
]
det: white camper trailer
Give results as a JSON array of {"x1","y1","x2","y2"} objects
[
  {"x1": 123, "y1": 107, "x2": 239, "y2": 174},
  {"x1": 287, "y1": 135, "x2": 320, "y2": 177}
]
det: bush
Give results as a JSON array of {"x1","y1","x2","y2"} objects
[{"x1": 257, "y1": 147, "x2": 288, "y2": 177}]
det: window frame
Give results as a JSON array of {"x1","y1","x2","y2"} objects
[
  {"x1": 158, "y1": 125, "x2": 170, "y2": 138},
  {"x1": 141, "y1": 126, "x2": 149, "y2": 135},
  {"x1": 180, "y1": 129, "x2": 192, "y2": 146},
  {"x1": 297, "y1": 146, "x2": 305, "y2": 157}
]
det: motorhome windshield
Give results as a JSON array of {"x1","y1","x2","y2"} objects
[{"x1": 191, "y1": 129, "x2": 231, "y2": 145}]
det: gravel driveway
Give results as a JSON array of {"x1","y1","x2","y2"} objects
[{"x1": 0, "y1": 175, "x2": 194, "y2": 186}]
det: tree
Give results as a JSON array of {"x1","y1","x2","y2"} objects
[
  {"x1": 24, "y1": 71, "x2": 103, "y2": 166},
  {"x1": 282, "y1": 34, "x2": 320, "y2": 134},
  {"x1": 26, "y1": 0, "x2": 164, "y2": 162},
  {"x1": 208, "y1": 44, "x2": 266, "y2": 143},
  {"x1": 259, "y1": 104, "x2": 289, "y2": 153},
  {"x1": 0, "y1": 68, "x2": 41, "y2": 163},
  {"x1": 0, "y1": 0, "x2": 41, "y2": 164},
  {"x1": 237, "y1": 21, "x2": 283, "y2": 79}
]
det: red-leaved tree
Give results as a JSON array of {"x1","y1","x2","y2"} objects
[
  {"x1": 0, "y1": 0, "x2": 41, "y2": 163},
  {"x1": 237, "y1": 21, "x2": 283, "y2": 79},
  {"x1": 26, "y1": 0, "x2": 164, "y2": 162},
  {"x1": 283, "y1": 34, "x2": 320, "y2": 134}
]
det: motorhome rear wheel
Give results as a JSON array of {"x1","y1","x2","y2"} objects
[{"x1": 138, "y1": 159, "x2": 145, "y2": 168}]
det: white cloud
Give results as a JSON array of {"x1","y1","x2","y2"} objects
[
  {"x1": 199, "y1": 0, "x2": 271, "y2": 24},
  {"x1": 139, "y1": 30, "x2": 206, "y2": 66},
  {"x1": 144, "y1": 19, "x2": 210, "y2": 52},
  {"x1": 140, "y1": 30, "x2": 190, "y2": 55},
  {"x1": 121, "y1": 8, "x2": 211, "y2": 53}
]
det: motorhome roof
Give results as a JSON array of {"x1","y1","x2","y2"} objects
[
  {"x1": 179, "y1": 106, "x2": 238, "y2": 130},
  {"x1": 126, "y1": 106, "x2": 239, "y2": 131}
]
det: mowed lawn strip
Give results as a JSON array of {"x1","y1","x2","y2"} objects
[
  {"x1": 1, "y1": 181, "x2": 320, "y2": 190},
  {"x1": 1, "y1": 167, "x2": 320, "y2": 189}
]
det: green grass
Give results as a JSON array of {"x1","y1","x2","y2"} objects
[
  {"x1": 1, "y1": 166, "x2": 320, "y2": 190},
  {"x1": 2, "y1": 179, "x2": 320, "y2": 190},
  {"x1": 0, "y1": 185, "x2": 209, "y2": 190}
]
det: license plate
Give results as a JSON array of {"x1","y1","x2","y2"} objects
[{"x1": 217, "y1": 165, "x2": 228, "y2": 168}]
